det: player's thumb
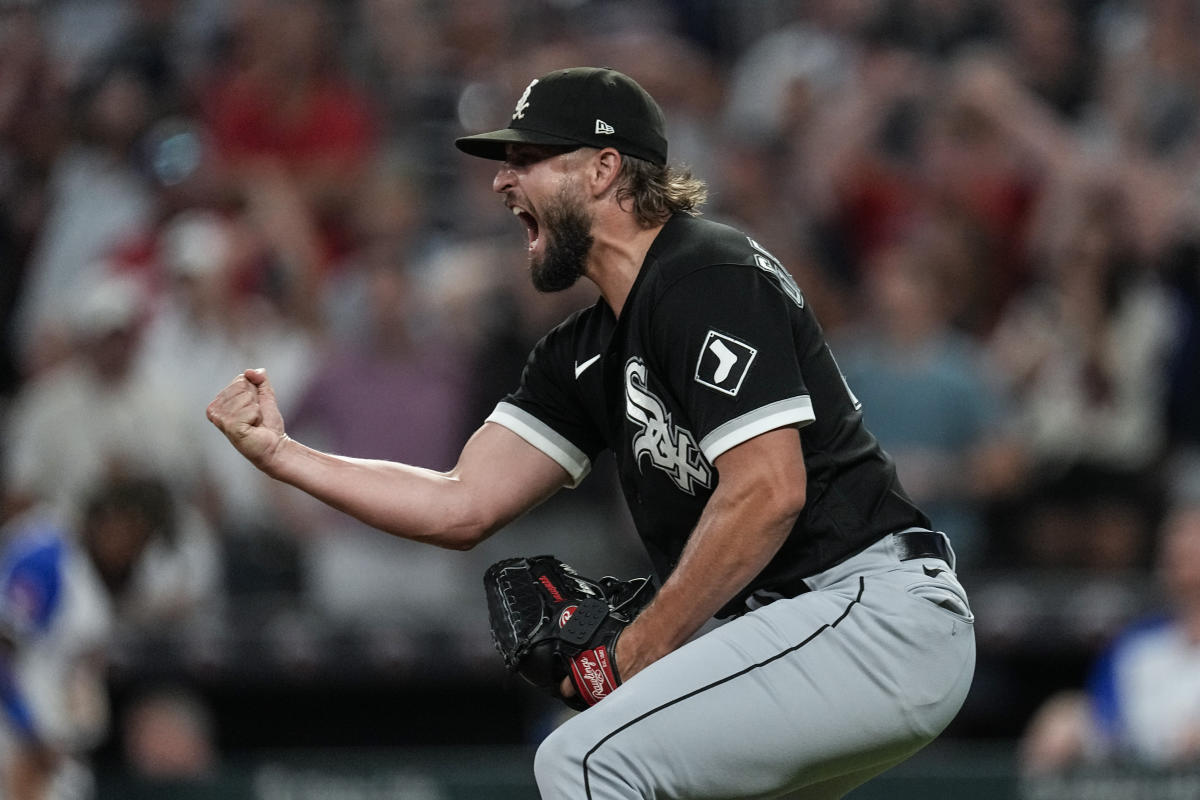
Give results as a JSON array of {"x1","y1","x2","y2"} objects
[
  {"x1": 245, "y1": 368, "x2": 284, "y2": 426},
  {"x1": 246, "y1": 368, "x2": 282, "y2": 405},
  {"x1": 244, "y1": 367, "x2": 270, "y2": 386}
]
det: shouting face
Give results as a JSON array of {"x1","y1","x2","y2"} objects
[{"x1": 495, "y1": 144, "x2": 594, "y2": 292}]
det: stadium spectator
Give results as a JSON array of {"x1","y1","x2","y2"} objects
[
  {"x1": 987, "y1": 180, "x2": 1175, "y2": 569},
  {"x1": 85, "y1": 477, "x2": 222, "y2": 632},
  {"x1": 1090, "y1": 0, "x2": 1200, "y2": 165},
  {"x1": 203, "y1": 0, "x2": 376, "y2": 273},
  {"x1": 943, "y1": 50, "x2": 1181, "y2": 568},
  {"x1": 12, "y1": 56, "x2": 157, "y2": 376},
  {"x1": 0, "y1": 512, "x2": 108, "y2": 800},
  {"x1": 0, "y1": 475, "x2": 218, "y2": 799},
  {"x1": 2, "y1": 274, "x2": 208, "y2": 527},
  {"x1": 836, "y1": 226, "x2": 1026, "y2": 568},
  {"x1": 1019, "y1": 499, "x2": 1200, "y2": 771}
]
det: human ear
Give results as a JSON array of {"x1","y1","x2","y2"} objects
[{"x1": 590, "y1": 148, "x2": 622, "y2": 197}]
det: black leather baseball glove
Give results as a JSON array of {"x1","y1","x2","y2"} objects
[{"x1": 483, "y1": 555, "x2": 655, "y2": 710}]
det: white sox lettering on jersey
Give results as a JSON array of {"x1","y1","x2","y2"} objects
[{"x1": 625, "y1": 358, "x2": 712, "y2": 494}]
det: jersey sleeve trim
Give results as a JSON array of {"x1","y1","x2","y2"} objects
[
  {"x1": 698, "y1": 396, "x2": 815, "y2": 462},
  {"x1": 486, "y1": 402, "x2": 592, "y2": 487}
]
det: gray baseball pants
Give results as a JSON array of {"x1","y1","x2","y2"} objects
[{"x1": 534, "y1": 532, "x2": 976, "y2": 799}]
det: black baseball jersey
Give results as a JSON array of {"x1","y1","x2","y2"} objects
[{"x1": 487, "y1": 215, "x2": 929, "y2": 615}]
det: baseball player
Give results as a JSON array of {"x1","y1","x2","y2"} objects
[
  {"x1": 0, "y1": 514, "x2": 113, "y2": 800},
  {"x1": 207, "y1": 67, "x2": 975, "y2": 799}
]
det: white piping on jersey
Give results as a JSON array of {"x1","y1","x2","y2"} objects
[
  {"x1": 698, "y1": 395, "x2": 815, "y2": 463},
  {"x1": 486, "y1": 402, "x2": 592, "y2": 487}
]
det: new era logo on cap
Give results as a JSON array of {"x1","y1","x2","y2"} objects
[{"x1": 595, "y1": 119, "x2": 615, "y2": 135}]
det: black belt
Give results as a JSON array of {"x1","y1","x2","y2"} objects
[
  {"x1": 892, "y1": 529, "x2": 955, "y2": 570},
  {"x1": 752, "y1": 530, "x2": 955, "y2": 605}
]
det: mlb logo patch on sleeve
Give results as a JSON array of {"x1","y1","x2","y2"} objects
[{"x1": 695, "y1": 331, "x2": 757, "y2": 396}]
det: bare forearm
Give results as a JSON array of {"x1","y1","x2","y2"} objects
[
  {"x1": 266, "y1": 437, "x2": 485, "y2": 548},
  {"x1": 254, "y1": 422, "x2": 568, "y2": 550},
  {"x1": 207, "y1": 371, "x2": 570, "y2": 550}
]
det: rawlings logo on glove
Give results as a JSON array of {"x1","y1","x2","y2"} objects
[
  {"x1": 571, "y1": 647, "x2": 616, "y2": 703},
  {"x1": 483, "y1": 555, "x2": 655, "y2": 710}
]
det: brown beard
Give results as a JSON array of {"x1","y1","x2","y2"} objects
[{"x1": 531, "y1": 185, "x2": 594, "y2": 293}]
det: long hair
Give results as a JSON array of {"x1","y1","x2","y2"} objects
[{"x1": 614, "y1": 155, "x2": 707, "y2": 228}]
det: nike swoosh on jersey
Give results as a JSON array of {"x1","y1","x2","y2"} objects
[{"x1": 574, "y1": 354, "x2": 602, "y2": 379}]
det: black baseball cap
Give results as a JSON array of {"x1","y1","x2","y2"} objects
[{"x1": 455, "y1": 67, "x2": 667, "y2": 166}]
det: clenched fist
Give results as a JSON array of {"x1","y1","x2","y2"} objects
[{"x1": 206, "y1": 368, "x2": 288, "y2": 471}]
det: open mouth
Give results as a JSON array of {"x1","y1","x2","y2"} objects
[{"x1": 512, "y1": 206, "x2": 540, "y2": 251}]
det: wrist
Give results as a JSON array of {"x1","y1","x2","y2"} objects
[
  {"x1": 614, "y1": 621, "x2": 665, "y2": 682},
  {"x1": 257, "y1": 431, "x2": 294, "y2": 478}
]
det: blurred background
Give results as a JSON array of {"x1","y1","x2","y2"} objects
[{"x1": 2, "y1": 0, "x2": 1200, "y2": 797}]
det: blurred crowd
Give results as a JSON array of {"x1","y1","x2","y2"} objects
[{"x1": 2, "y1": 0, "x2": 1200, "y2": 789}]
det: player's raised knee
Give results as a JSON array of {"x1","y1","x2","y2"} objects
[{"x1": 535, "y1": 719, "x2": 649, "y2": 799}]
